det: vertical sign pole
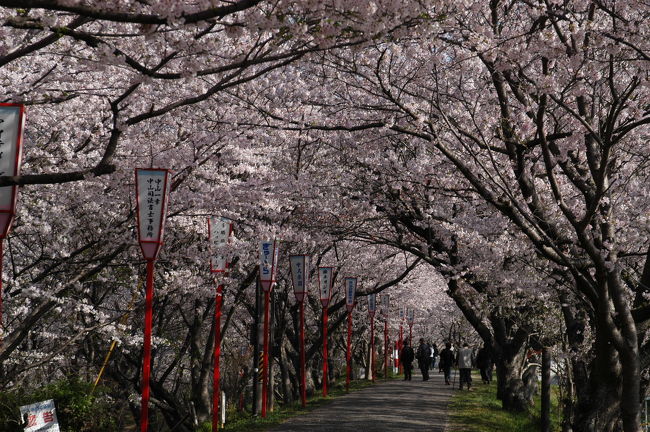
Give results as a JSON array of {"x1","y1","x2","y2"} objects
[
  {"x1": 370, "y1": 317, "x2": 375, "y2": 382},
  {"x1": 140, "y1": 259, "x2": 155, "y2": 432},
  {"x1": 212, "y1": 283, "x2": 224, "y2": 432},
  {"x1": 299, "y1": 301, "x2": 306, "y2": 407},
  {"x1": 259, "y1": 240, "x2": 278, "y2": 418},
  {"x1": 384, "y1": 319, "x2": 388, "y2": 379},
  {"x1": 409, "y1": 325, "x2": 413, "y2": 346},
  {"x1": 346, "y1": 311, "x2": 352, "y2": 392},
  {"x1": 322, "y1": 306, "x2": 329, "y2": 397},
  {"x1": 397, "y1": 322, "x2": 404, "y2": 375},
  {"x1": 0, "y1": 240, "x2": 3, "y2": 346},
  {"x1": 317, "y1": 267, "x2": 333, "y2": 397},
  {"x1": 261, "y1": 289, "x2": 270, "y2": 417},
  {"x1": 208, "y1": 217, "x2": 233, "y2": 431},
  {"x1": 289, "y1": 255, "x2": 309, "y2": 408},
  {"x1": 135, "y1": 168, "x2": 170, "y2": 432}
]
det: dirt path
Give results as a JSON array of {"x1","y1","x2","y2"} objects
[{"x1": 266, "y1": 371, "x2": 455, "y2": 431}]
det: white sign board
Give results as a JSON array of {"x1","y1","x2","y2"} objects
[
  {"x1": 344, "y1": 277, "x2": 357, "y2": 312},
  {"x1": 0, "y1": 104, "x2": 24, "y2": 237},
  {"x1": 136, "y1": 168, "x2": 170, "y2": 260},
  {"x1": 380, "y1": 293, "x2": 390, "y2": 316},
  {"x1": 259, "y1": 240, "x2": 279, "y2": 292},
  {"x1": 209, "y1": 217, "x2": 233, "y2": 273},
  {"x1": 318, "y1": 267, "x2": 333, "y2": 307},
  {"x1": 407, "y1": 308, "x2": 415, "y2": 325},
  {"x1": 399, "y1": 307, "x2": 405, "y2": 321},
  {"x1": 20, "y1": 399, "x2": 60, "y2": 432},
  {"x1": 289, "y1": 255, "x2": 308, "y2": 302},
  {"x1": 368, "y1": 293, "x2": 377, "y2": 316}
]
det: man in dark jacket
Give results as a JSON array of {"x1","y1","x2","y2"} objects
[
  {"x1": 476, "y1": 344, "x2": 494, "y2": 384},
  {"x1": 439, "y1": 341, "x2": 454, "y2": 385},
  {"x1": 400, "y1": 340, "x2": 415, "y2": 381},
  {"x1": 416, "y1": 338, "x2": 431, "y2": 381}
]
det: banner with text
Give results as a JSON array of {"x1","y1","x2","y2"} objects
[
  {"x1": 136, "y1": 168, "x2": 171, "y2": 260},
  {"x1": 259, "y1": 240, "x2": 279, "y2": 292},
  {"x1": 0, "y1": 104, "x2": 24, "y2": 237},
  {"x1": 318, "y1": 267, "x2": 334, "y2": 307},
  {"x1": 209, "y1": 217, "x2": 233, "y2": 273},
  {"x1": 344, "y1": 277, "x2": 357, "y2": 312},
  {"x1": 368, "y1": 293, "x2": 377, "y2": 317},
  {"x1": 289, "y1": 255, "x2": 309, "y2": 302}
]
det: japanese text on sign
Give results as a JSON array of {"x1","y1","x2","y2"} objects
[
  {"x1": 209, "y1": 217, "x2": 232, "y2": 273},
  {"x1": 20, "y1": 399, "x2": 60, "y2": 432},
  {"x1": 290, "y1": 255, "x2": 308, "y2": 301},
  {"x1": 368, "y1": 294, "x2": 377, "y2": 314},
  {"x1": 407, "y1": 308, "x2": 415, "y2": 324},
  {"x1": 259, "y1": 240, "x2": 278, "y2": 291},
  {"x1": 136, "y1": 170, "x2": 168, "y2": 242},
  {"x1": 0, "y1": 105, "x2": 22, "y2": 210},
  {"x1": 318, "y1": 267, "x2": 332, "y2": 304},
  {"x1": 345, "y1": 278, "x2": 357, "y2": 310},
  {"x1": 380, "y1": 294, "x2": 390, "y2": 315}
]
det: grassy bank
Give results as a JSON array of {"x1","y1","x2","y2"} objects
[{"x1": 447, "y1": 378, "x2": 561, "y2": 432}]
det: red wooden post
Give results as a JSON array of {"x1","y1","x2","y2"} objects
[
  {"x1": 140, "y1": 259, "x2": 155, "y2": 432},
  {"x1": 135, "y1": 168, "x2": 170, "y2": 432},
  {"x1": 0, "y1": 241, "x2": 3, "y2": 347},
  {"x1": 299, "y1": 302, "x2": 306, "y2": 406},
  {"x1": 289, "y1": 255, "x2": 309, "y2": 408},
  {"x1": 397, "y1": 322, "x2": 404, "y2": 374},
  {"x1": 212, "y1": 284, "x2": 224, "y2": 431},
  {"x1": 261, "y1": 289, "x2": 270, "y2": 416},
  {"x1": 346, "y1": 311, "x2": 352, "y2": 391},
  {"x1": 259, "y1": 240, "x2": 279, "y2": 418},
  {"x1": 370, "y1": 317, "x2": 375, "y2": 382},
  {"x1": 384, "y1": 319, "x2": 388, "y2": 379},
  {"x1": 322, "y1": 307, "x2": 329, "y2": 396}
]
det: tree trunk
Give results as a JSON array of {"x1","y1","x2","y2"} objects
[
  {"x1": 572, "y1": 321, "x2": 622, "y2": 432},
  {"x1": 541, "y1": 347, "x2": 551, "y2": 432}
]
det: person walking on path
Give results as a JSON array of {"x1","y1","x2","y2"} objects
[
  {"x1": 431, "y1": 343, "x2": 438, "y2": 369},
  {"x1": 416, "y1": 338, "x2": 431, "y2": 381},
  {"x1": 439, "y1": 342, "x2": 454, "y2": 385},
  {"x1": 457, "y1": 342, "x2": 474, "y2": 390},
  {"x1": 476, "y1": 344, "x2": 493, "y2": 384},
  {"x1": 400, "y1": 340, "x2": 415, "y2": 381}
]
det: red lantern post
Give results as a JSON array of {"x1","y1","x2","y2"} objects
[
  {"x1": 208, "y1": 217, "x2": 233, "y2": 431},
  {"x1": 259, "y1": 240, "x2": 279, "y2": 417},
  {"x1": 0, "y1": 104, "x2": 24, "y2": 345},
  {"x1": 135, "y1": 168, "x2": 171, "y2": 432},
  {"x1": 368, "y1": 293, "x2": 377, "y2": 381},
  {"x1": 380, "y1": 294, "x2": 390, "y2": 379},
  {"x1": 318, "y1": 267, "x2": 334, "y2": 397},
  {"x1": 398, "y1": 307, "x2": 405, "y2": 374},
  {"x1": 344, "y1": 277, "x2": 357, "y2": 392},
  {"x1": 289, "y1": 255, "x2": 309, "y2": 407}
]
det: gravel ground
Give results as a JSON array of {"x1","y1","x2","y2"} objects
[{"x1": 266, "y1": 371, "x2": 455, "y2": 431}]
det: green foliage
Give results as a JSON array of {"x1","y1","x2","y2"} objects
[
  {"x1": 447, "y1": 378, "x2": 561, "y2": 432},
  {"x1": 0, "y1": 378, "x2": 117, "y2": 432}
]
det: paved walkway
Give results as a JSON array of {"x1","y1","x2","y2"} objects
[{"x1": 267, "y1": 371, "x2": 455, "y2": 431}]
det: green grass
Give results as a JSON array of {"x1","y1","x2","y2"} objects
[
  {"x1": 447, "y1": 376, "x2": 561, "y2": 432},
  {"x1": 219, "y1": 378, "x2": 378, "y2": 432}
]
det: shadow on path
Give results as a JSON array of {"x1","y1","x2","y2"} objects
[{"x1": 267, "y1": 371, "x2": 454, "y2": 431}]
